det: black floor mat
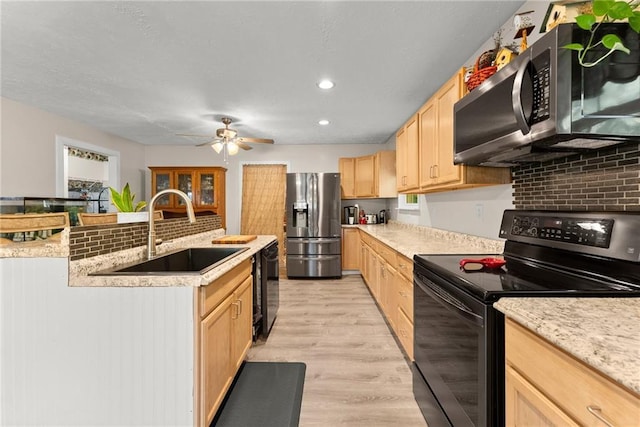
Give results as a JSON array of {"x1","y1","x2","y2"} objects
[{"x1": 212, "y1": 361, "x2": 306, "y2": 427}]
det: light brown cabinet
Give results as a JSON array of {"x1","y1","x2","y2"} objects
[
  {"x1": 355, "y1": 155, "x2": 376, "y2": 197},
  {"x1": 505, "y1": 318, "x2": 640, "y2": 427},
  {"x1": 396, "y1": 69, "x2": 511, "y2": 194},
  {"x1": 360, "y1": 232, "x2": 380, "y2": 299},
  {"x1": 338, "y1": 158, "x2": 356, "y2": 199},
  {"x1": 395, "y1": 254, "x2": 413, "y2": 359},
  {"x1": 339, "y1": 151, "x2": 397, "y2": 199},
  {"x1": 358, "y1": 230, "x2": 414, "y2": 360},
  {"x1": 149, "y1": 166, "x2": 227, "y2": 228},
  {"x1": 396, "y1": 114, "x2": 419, "y2": 192},
  {"x1": 378, "y1": 252, "x2": 398, "y2": 332},
  {"x1": 196, "y1": 258, "x2": 252, "y2": 427},
  {"x1": 341, "y1": 227, "x2": 360, "y2": 270}
]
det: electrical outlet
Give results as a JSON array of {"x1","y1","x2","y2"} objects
[{"x1": 475, "y1": 204, "x2": 484, "y2": 219}]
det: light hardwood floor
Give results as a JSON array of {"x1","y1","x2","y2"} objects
[{"x1": 247, "y1": 274, "x2": 428, "y2": 427}]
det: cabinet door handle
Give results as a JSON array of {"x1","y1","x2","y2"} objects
[
  {"x1": 433, "y1": 164, "x2": 439, "y2": 178},
  {"x1": 237, "y1": 299, "x2": 243, "y2": 315},
  {"x1": 586, "y1": 405, "x2": 615, "y2": 427},
  {"x1": 231, "y1": 302, "x2": 239, "y2": 319}
]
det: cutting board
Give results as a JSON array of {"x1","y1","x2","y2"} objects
[{"x1": 213, "y1": 235, "x2": 257, "y2": 244}]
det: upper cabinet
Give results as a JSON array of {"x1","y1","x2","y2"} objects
[
  {"x1": 338, "y1": 157, "x2": 356, "y2": 199},
  {"x1": 397, "y1": 68, "x2": 511, "y2": 194},
  {"x1": 339, "y1": 151, "x2": 396, "y2": 199},
  {"x1": 149, "y1": 166, "x2": 226, "y2": 228},
  {"x1": 396, "y1": 114, "x2": 419, "y2": 192}
]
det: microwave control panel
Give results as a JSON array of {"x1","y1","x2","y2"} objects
[{"x1": 531, "y1": 50, "x2": 551, "y2": 124}]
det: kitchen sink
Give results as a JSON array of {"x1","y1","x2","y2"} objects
[{"x1": 90, "y1": 247, "x2": 249, "y2": 276}]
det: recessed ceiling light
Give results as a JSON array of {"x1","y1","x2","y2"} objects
[
  {"x1": 318, "y1": 119, "x2": 330, "y2": 126},
  {"x1": 317, "y1": 79, "x2": 335, "y2": 90}
]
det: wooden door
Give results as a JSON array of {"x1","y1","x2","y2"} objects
[
  {"x1": 241, "y1": 164, "x2": 287, "y2": 267},
  {"x1": 200, "y1": 294, "x2": 234, "y2": 426},
  {"x1": 405, "y1": 116, "x2": 419, "y2": 190},
  {"x1": 418, "y1": 100, "x2": 437, "y2": 188},
  {"x1": 354, "y1": 155, "x2": 375, "y2": 197},
  {"x1": 232, "y1": 277, "x2": 253, "y2": 371},
  {"x1": 341, "y1": 227, "x2": 360, "y2": 270},
  {"x1": 339, "y1": 157, "x2": 356, "y2": 198},
  {"x1": 506, "y1": 366, "x2": 579, "y2": 426},
  {"x1": 434, "y1": 71, "x2": 463, "y2": 185},
  {"x1": 396, "y1": 127, "x2": 407, "y2": 191}
]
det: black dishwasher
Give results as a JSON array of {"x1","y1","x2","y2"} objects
[{"x1": 253, "y1": 241, "x2": 279, "y2": 339}]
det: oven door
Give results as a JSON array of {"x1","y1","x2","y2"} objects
[{"x1": 413, "y1": 264, "x2": 503, "y2": 427}]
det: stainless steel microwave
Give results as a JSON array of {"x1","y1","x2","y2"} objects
[{"x1": 454, "y1": 23, "x2": 640, "y2": 167}]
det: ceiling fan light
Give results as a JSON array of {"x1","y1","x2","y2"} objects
[
  {"x1": 227, "y1": 141, "x2": 240, "y2": 155},
  {"x1": 317, "y1": 79, "x2": 335, "y2": 90},
  {"x1": 211, "y1": 142, "x2": 224, "y2": 154}
]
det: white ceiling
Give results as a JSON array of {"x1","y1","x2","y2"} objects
[{"x1": 1, "y1": 1, "x2": 525, "y2": 147}]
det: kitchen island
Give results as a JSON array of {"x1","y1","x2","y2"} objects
[
  {"x1": 2, "y1": 226, "x2": 276, "y2": 427},
  {"x1": 69, "y1": 229, "x2": 275, "y2": 287}
]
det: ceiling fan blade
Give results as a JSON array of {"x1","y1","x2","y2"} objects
[
  {"x1": 236, "y1": 141, "x2": 253, "y2": 151},
  {"x1": 237, "y1": 137, "x2": 274, "y2": 144},
  {"x1": 196, "y1": 140, "x2": 216, "y2": 147}
]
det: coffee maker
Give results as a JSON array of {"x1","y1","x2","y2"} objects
[
  {"x1": 344, "y1": 206, "x2": 357, "y2": 224},
  {"x1": 379, "y1": 209, "x2": 387, "y2": 224}
]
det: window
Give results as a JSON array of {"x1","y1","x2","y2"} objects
[{"x1": 398, "y1": 194, "x2": 419, "y2": 210}]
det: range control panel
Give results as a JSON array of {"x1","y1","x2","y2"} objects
[
  {"x1": 499, "y1": 210, "x2": 640, "y2": 262},
  {"x1": 508, "y1": 215, "x2": 613, "y2": 248}
]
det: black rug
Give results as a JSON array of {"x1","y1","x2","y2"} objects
[{"x1": 212, "y1": 361, "x2": 306, "y2": 427}]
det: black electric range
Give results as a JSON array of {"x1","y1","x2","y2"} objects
[{"x1": 412, "y1": 210, "x2": 640, "y2": 427}]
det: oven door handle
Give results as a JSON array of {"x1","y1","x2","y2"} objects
[{"x1": 415, "y1": 273, "x2": 484, "y2": 326}]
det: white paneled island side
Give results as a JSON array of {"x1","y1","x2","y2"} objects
[{"x1": 1, "y1": 228, "x2": 276, "y2": 427}]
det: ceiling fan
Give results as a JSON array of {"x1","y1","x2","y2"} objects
[{"x1": 178, "y1": 117, "x2": 274, "y2": 159}]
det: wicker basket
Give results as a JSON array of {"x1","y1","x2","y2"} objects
[{"x1": 466, "y1": 51, "x2": 498, "y2": 91}]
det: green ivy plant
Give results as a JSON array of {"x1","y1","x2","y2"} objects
[
  {"x1": 109, "y1": 183, "x2": 147, "y2": 212},
  {"x1": 564, "y1": 0, "x2": 640, "y2": 67}
]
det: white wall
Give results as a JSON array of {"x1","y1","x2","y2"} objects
[
  {"x1": 0, "y1": 97, "x2": 146, "y2": 199},
  {"x1": 394, "y1": 184, "x2": 514, "y2": 239},
  {"x1": 145, "y1": 142, "x2": 392, "y2": 234}
]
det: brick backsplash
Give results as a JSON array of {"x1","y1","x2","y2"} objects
[
  {"x1": 69, "y1": 214, "x2": 222, "y2": 260},
  {"x1": 512, "y1": 143, "x2": 640, "y2": 211}
]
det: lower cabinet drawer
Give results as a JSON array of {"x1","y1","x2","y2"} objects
[
  {"x1": 396, "y1": 254, "x2": 413, "y2": 281},
  {"x1": 506, "y1": 318, "x2": 640, "y2": 427}
]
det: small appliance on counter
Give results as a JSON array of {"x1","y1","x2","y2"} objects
[
  {"x1": 379, "y1": 209, "x2": 387, "y2": 224},
  {"x1": 344, "y1": 206, "x2": 357, "y2": 225}
]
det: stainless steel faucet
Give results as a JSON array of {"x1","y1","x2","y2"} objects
[{"x1": 147, "y1": 189, "x2": 196, "y2": 259}]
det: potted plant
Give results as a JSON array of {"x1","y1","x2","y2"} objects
[
  {"x1": 109, "y1": 183, "x2": 148, "y2": 223},
  {"x1": 564, "y1": 0, "x2": 640, "y2": 67}
]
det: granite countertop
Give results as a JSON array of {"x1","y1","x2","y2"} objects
[
  {"x1": 0, "y1": 228, "x2": 70, "y2": 258},
  {"x1": 347, "y1": 221, "x2": 505, "y2": 259},
  {"x1": 69, "y1": 229, "x2": 277, "y2": 287},
  {"x1": 494, "y1": 297, "x2": 640, "y2": 395}
]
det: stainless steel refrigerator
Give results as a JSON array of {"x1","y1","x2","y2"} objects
[{"x1": 286, "y1": 173, "x2": 341, "y2": 278}]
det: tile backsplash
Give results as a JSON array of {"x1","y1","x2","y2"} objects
[
  {"x1": 512, "y1": 143, "x2": 640, "y2": 211},
  {"x1": 69, "y1": 214, "x2": 222, "y2": 260}
]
